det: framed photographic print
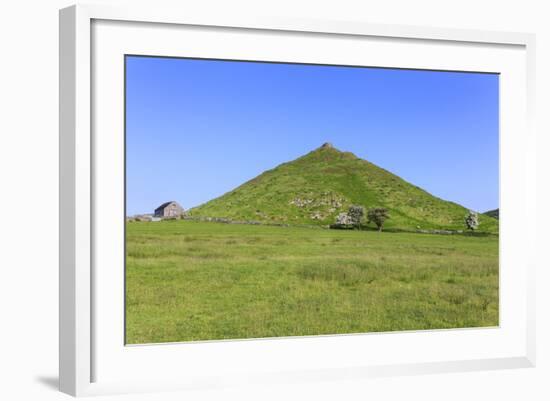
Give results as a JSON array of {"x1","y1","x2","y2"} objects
[{"x1": 59, "y1": 4, "x2": 536, "y2": 396}]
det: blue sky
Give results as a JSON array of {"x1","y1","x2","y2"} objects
[{"x1": 126, "y1": 56, "x2": 499, "y2": 216}]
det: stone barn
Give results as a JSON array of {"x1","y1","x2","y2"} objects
[{"x1": 154, "y1": 201, "x2": 184, "y2": 218}]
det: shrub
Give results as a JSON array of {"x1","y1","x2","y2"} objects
[{"x1": 330, "y1": 212, "x2": 353, "y2": 229}]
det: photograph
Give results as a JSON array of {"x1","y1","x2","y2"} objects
[{"x1": 125, "y1": 55, "x2": 499, "y2": 344}]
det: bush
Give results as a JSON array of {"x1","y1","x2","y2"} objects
[{"x1": 330, "y1": 212, "x2": 353, "y2": 229}]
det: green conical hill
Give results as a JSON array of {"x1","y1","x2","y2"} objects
[{"x1": 189, "y1": 143, "x2": 498, "y2": 232}]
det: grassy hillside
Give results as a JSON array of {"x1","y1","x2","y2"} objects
[
  {"x1": 190, "y1": 143, "x2": 498, "y2": 233},
  {"x1": 483, "y1": 209, "x2": 499, "y2": 220}
]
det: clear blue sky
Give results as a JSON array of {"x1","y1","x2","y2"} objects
[{"x1": 126, "y1": 56, "x2": 499, "y2": 216}]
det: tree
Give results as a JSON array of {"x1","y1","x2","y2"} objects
[
  {"x1": 348, "y1": 205, "x2": 365, "y2": 228},
  {"x1": 464, "y1": 210, "x2": 479, "y2": 231},
  {"x1": 367, "y1": 208, "x2": 389, "y2": 232}
]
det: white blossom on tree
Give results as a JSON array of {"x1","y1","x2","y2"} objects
[
  {"x1": 348, "y1": 205, "x2": 365, "y2": 228},
  {"x1": 335, "y1": 212, "x2": 353, "y2": 226},
  {"x1": 464, "y1": 210, "x2": 479, "y2": 231}
]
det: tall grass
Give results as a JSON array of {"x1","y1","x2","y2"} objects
[{"x1": 126, "y1": 220, "x2": 498, "y2": 344}]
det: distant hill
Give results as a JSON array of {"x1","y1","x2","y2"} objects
[
  {"x1": 190, "y1": 143, "x2": 498, "y2": 232},
  {"x1": 483, "y1": 209, "x2": 499, "y2": 220}
]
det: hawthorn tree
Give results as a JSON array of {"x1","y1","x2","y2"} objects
[
  {"x1": 367, "y1": 208, "x2": 389, "y2": 232},
  {"x1": 464, "y1": 210, "x2": 479, "y2": 231},
  {"x1": 348, "y1": 205, "x2": 365, "y2": 228}
]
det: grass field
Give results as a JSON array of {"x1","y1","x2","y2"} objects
[{"x1": 126, "y1": 220, "x2": 499, "y2": 344}]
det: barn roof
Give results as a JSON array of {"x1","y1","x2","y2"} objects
[{"x1": 155, "y1": 201, "x2": 179, "y2": 211}]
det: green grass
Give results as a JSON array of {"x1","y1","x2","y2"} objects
[
  {"x1": 189, "y1": 145, "x2": 499, "y2": 232},
  {"x1": 126, "y1": 220, "x2": 499, "y2": 344}
]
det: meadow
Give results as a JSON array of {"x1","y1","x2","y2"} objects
[{"x1": 125, "y1": 220, "x2": 499, "y2": 344}]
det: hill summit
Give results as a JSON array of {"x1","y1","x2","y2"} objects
[{"x1": 190, "y1": 144, "x2": 498, "y2": 232}]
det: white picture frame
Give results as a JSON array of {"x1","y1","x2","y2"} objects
[{"x1": 59, "y1": 4, "x2": 536, "y2": 397}]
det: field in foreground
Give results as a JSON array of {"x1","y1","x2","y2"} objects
[{"x1": 126, "y1": 220, "x2": 499, "y2": 344}]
